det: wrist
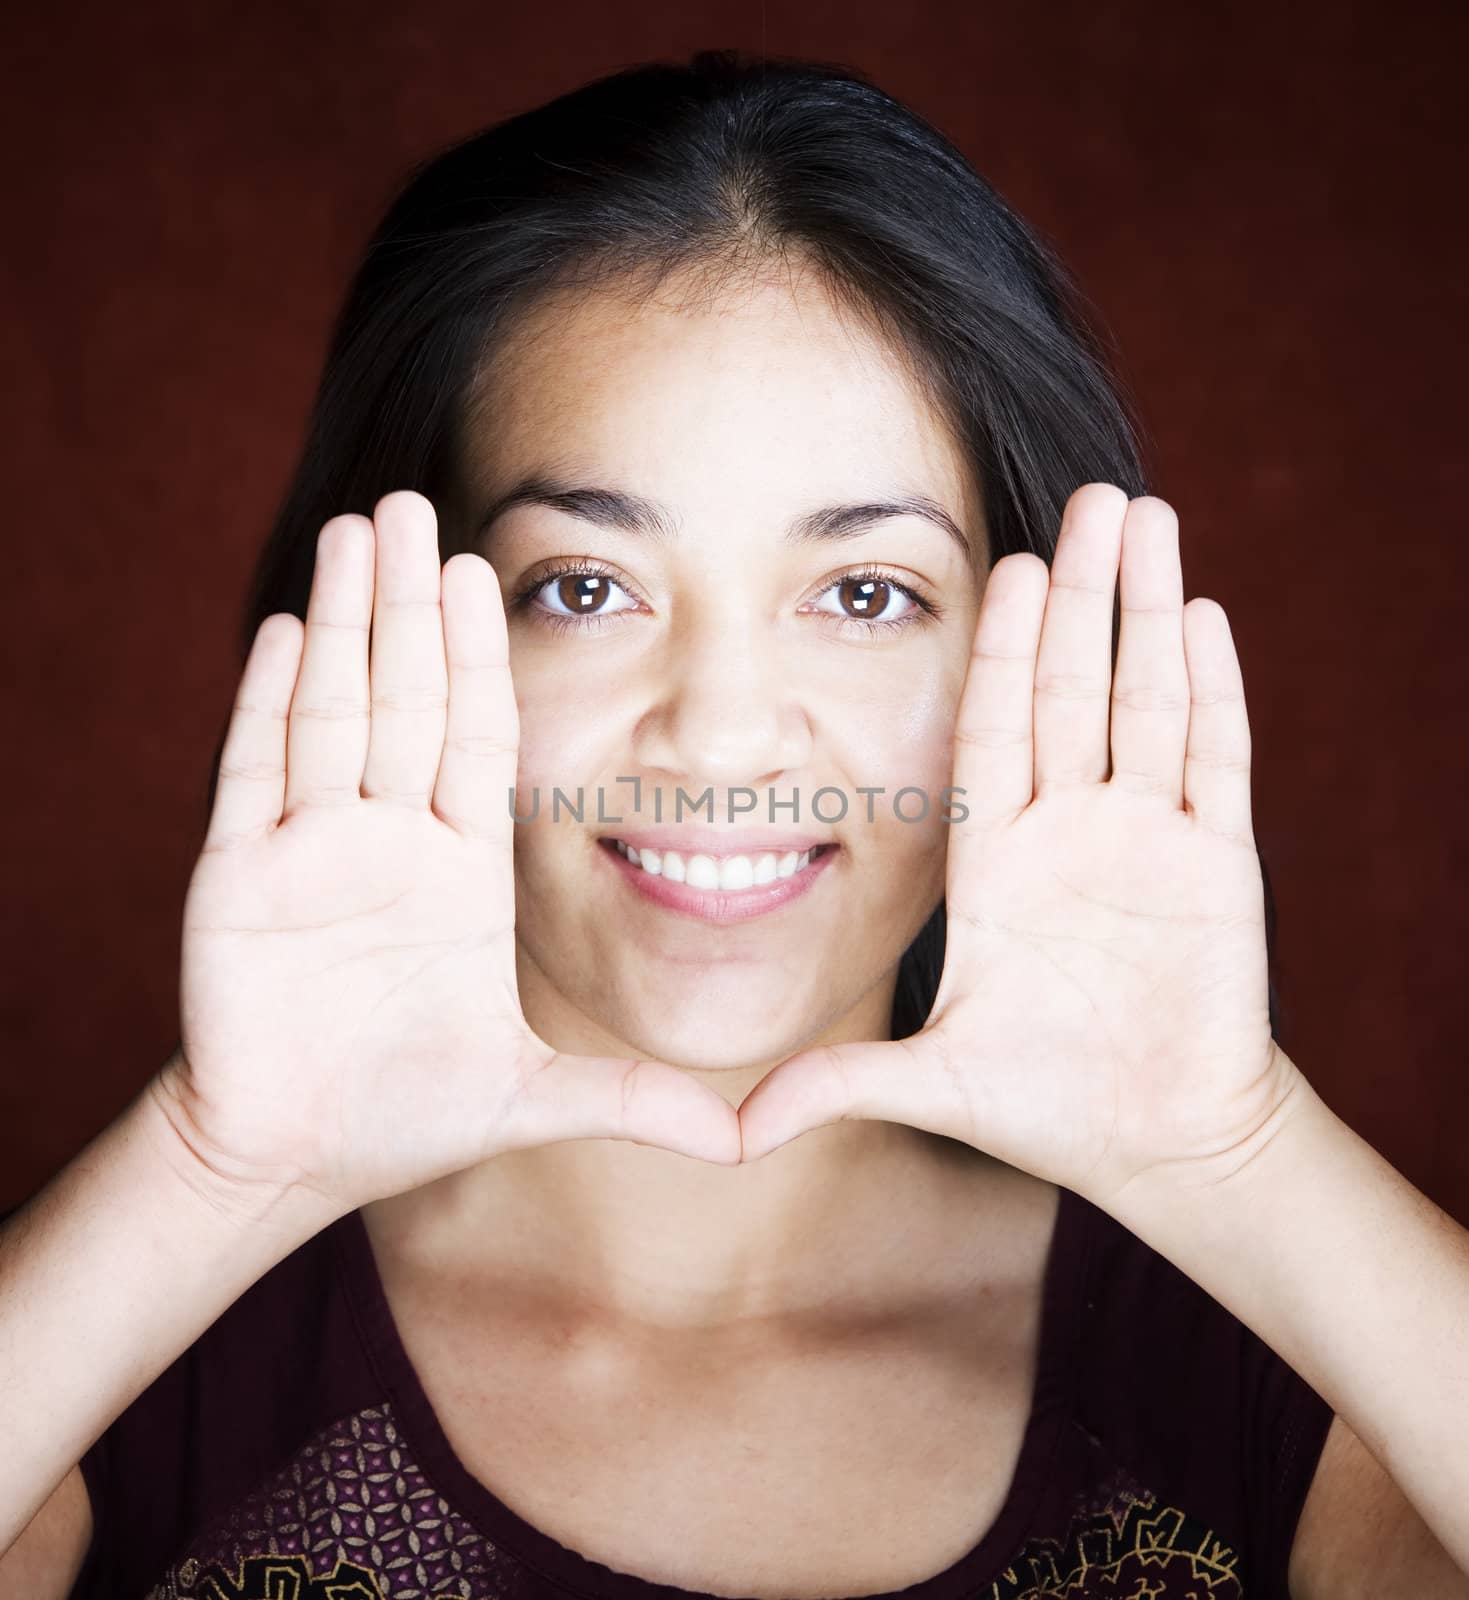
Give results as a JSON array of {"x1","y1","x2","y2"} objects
[
  {"x1": 1102, "y1": 1044, "x2": 1329, "y2": 1241},
  {"x1": 140, "y1": 1053, "x2": 345, "y2": 1242}
]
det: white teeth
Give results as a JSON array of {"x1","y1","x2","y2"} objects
[
  {"x1": 610, "y1": 840, "x2": 825, "y2": 889},
  {"x1": 686, "y1": 853, "x2": 742, "y2": 890}
]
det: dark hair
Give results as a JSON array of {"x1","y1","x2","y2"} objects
[{"x1": 210, "y1": 46, "x2": 1284, "y2": 1051}]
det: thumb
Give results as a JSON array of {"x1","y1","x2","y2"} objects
[
  {"x1": 503, "y1": 1050, "x2": 744, "y2": 1166},
  {"x1": 737, "y1": 1036, "x2": 966, "y2": 1162}
]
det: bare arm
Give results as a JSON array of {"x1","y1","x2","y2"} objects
[{"x1": 0, "y1": 1054, "x2": 339, "y2": 1562}]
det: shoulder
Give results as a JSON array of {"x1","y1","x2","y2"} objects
[
  {"x1": 64, "y1": 1212, "x2": 377, "y2": 1600},
  {"x1": 1288, "y1": 1412, "x2": 1469, "y2": 1598},
  {"x1": 0, "y1": 1464, "x2": 91, "y2": 1600}
]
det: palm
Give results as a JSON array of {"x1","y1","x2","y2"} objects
[
  {"x1": 738, "y1": 485, "x2": 1299, "y2": 1209},
  {"x1": 179, "y1": 799, "x2": 526, "y2": 1206},
  {"x1": 918, "y1": 781, "x2": 1273, "y2": 1199}
]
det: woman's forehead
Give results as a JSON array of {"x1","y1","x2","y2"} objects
[{"x1": 468, "y1": 271, "x2": 984, "y2": 553}]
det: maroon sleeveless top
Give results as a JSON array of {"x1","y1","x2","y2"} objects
[{"x1": 69, "y1": 1182, "x2": 1333, "y2": 1600}]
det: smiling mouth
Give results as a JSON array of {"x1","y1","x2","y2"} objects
[{"x1": 600, "y1": 837, "x2": 839, "y2": 892}]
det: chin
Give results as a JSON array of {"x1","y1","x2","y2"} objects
[{"x1": 611, "y1": 1004, "x2": 824, "y2": 1077}]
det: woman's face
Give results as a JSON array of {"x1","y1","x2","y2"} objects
[{"x1": 462, "y1": 262, "x2": 989, "y2": 1073}]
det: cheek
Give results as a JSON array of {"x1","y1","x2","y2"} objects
[
  {"x1": 506, "y1": 680, "x2": 605, "y2": 805},
  {"x1": 839, "y1": 666, "x2": 957, "y2": 800},
  {"x1": 835, "y1": 668, "x2": 958, "y2": 877}
]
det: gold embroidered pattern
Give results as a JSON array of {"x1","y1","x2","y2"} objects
[
  {"x1": 981, "y1": 1484, "x2": 1244, "y2": 1599},
  {"x1": 192, "y1": 1552, "x2": 452, "y2": 1600}
]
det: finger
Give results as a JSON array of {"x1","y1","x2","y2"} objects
[
  {"x1": 736, "y1": 1037, "x2": 966, "y2": 1162},
  {"x1": 1108, "y1": 497, "x2": 1190, "y2": 801},
  {"x1": 504, "y1": 1052, "x2": 743, "y2": 1166},
  {"x1": 1033, "y1": 483, "x2": 1126, "y2": 791},
  {"x1": 1181, "y1": 597, "x2": 1255, "y2": 845},
  {"x1": 433, "y1": 551, "x2": 520, "y2": 850},
  {"x1": 361, "y1": 491, "x2": 449, "y2": 808},
  {"x1": 201, "y1": 613, "x2": 303, "y2": 854},
  {"x1": 283, "y1": 516, "x2": 374, "y2": 814},
  {"x1": 942, "y1": 552, "x2": 1049, "y2": 899}
]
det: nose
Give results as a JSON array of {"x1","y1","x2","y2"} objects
[{"x1": 634, "y1": 612, "x2": 812, "y2": 793}]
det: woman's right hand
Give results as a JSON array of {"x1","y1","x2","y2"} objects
[{"x1": 154, "y1": 490, "x2": 741, "y2": 1221}]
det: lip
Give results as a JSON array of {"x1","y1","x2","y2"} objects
[
  {"x1": 599, "y1": 826, "x2": 835, "y2": 858},
  {"x1": 598, "y1": 836, "x2": 840, "y2": 924}
]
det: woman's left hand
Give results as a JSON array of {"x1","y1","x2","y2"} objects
[{"x1": 737, "y1": 482, "x2": 1305, "y2": 1213}]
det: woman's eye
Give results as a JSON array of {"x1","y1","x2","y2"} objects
[
  {"x1": 810, "y1": 573, "x2": 924, "y2": 629},
  {"x1": 527, "y1": 570, "x2": 638, "y2": 620}
]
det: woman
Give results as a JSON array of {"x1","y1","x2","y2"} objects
[{"x1": 4, "y1": 47, "x2": 1467, "y2": 1600}]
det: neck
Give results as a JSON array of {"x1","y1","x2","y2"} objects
[{"x1": 364, "y1": 995, "x2": 1023, "y2": 1335}]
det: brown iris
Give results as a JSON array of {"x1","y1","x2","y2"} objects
[
  {"x1": 836, "y1": 575, "x2": 892, "y2": 617},
  {"x1": 556, "y1": 573, "x2": 612, "y2": 613}
]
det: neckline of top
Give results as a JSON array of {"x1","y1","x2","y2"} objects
[{"x1": 331, "y1": 1175, "x2": 1092, "y2": 1600}]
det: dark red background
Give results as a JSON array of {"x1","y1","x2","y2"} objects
[{"x1": 3, "y1": 2, "x2": 1465, "y2": 1221}]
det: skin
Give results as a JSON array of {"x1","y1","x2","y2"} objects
[{"x1": 361, "y1": 257, "x2": 1051, "y2": 1335}]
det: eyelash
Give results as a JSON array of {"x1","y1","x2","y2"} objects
[{"x1": 508, "y1": 560, "x2": 944, "y2": 638}]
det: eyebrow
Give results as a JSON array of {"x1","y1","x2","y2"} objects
[{"x1": 475, "y1": 475, "x2": 971, "y2": 555}]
